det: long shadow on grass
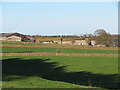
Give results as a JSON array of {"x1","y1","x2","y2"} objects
[{"x1": 2, "y1": 58, "x2": 119, "y2": 89}]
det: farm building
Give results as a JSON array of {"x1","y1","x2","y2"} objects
[
  {"x1": 91, "y1": 40, "x2": 96, "y2": 46},
  {"x1": 0, "y1": 33, "x2": 13, "y2": 41},
  {"x1": 53, "y1": 39, "x2": 96, "y2": 46},
  {"x1": 39, "y1": 40, "x2": 54, "y2": 43},
  {"x1": 75, "y1": 39, "x2": 89, "y2": 45},
  {"x1": 74, "y1": 39, "x2": 96, "y2": 46},
  {"x1": 0, "y1": 33, "x2": 35, "y2": 42},
  {"x1": 54, "y1": 41, "x2": 72, "y2": 44},
  {"x1": 108, "y1": 42, "x2": 120, "y2": 47}
]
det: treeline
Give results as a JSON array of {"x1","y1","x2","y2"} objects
[
  {"x1": 31, "y1": 35, "x2": 79, "y2": 38},
  {"x1": 29, "y1": 34, "x2": 95, "y2": 40}
]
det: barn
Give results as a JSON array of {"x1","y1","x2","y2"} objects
[{"x1": 0, "y1": 33, "x2": 35, "y2": 42}]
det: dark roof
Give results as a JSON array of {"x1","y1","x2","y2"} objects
[
  {"x1": 6, "y1": 33, "x2": 26, "y2": 37},
  {"x1": 0, "y1": 33, "x2": 26, "y2": 37},
  {"x1": 0, "y1": 33, "x2": 14, "y2": 37},
  {"x1": 112, "y1": 35, "x2": 120, "y2": 37},
  {"x1": 75, "y1": 38, "x2": 85, "y2": 40}
]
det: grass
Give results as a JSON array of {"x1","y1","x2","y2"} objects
[
  {"x1": 2, "y1": 47, "x2": 118, "y2": 54},
  {"x1": 1, "y1": 42, "x2": 119, "y2": 89},
  {"x1": 2, "y1": 56, "x2": 119, "y2": 89},
  {"x1": 3, "y1": 76, "x2": 90, "y2": 88},
  {"x1": 2, "y1": 42, "x2": 42, "y2": 45},
  {"x1": 2, "y1": 41, "x2": 118, "y2": 50}
]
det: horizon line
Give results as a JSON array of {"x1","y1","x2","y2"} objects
[{"x1": 1, "y1": 32, "x2": 119, "y2": 36}]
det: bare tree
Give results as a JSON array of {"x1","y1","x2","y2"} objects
[
  {"x1": 95, "y1": 32, "x2": 112, "y2": 47},
  {"x1": 94, "y1": 29, "x2": 106, "y2": 36}
]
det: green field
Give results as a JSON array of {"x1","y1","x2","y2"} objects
[
  {"x1": 1, "y1": 42, "x2": 119, "y2": 89},
  {"x1": 2, "y1": 47, "x2": 118, "y2": 54},
  {"x1": 2, "y1": 56, "x2": 119, "y2": 89},
  {"x1": 2, "y1": 42, "x2": 44, "y2": 45}
]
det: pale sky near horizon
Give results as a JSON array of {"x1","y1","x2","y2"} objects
[{"x1": 0, "y1": 2, "x2": 118, "y2": 35}]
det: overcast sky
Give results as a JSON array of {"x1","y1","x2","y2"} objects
[{"x1": 1, "y1": 2, "x2": 118, "y2": 35}]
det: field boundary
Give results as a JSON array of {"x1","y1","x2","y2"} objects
[{"x1": 1, "y1": 52, "x2": 119, "y2": 57}]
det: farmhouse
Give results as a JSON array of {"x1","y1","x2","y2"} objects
[{"x1": 0, "y1": 33, "x2": 35, "y2": 42}]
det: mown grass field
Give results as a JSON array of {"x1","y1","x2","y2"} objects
[
  {"x1": 2, "y1": 56, "x2": 119, "y2": 89},
  {"x1": 2, "y1": 47, "x2": 118, "y2": 54},
  {"x1": 2, "y1": 42, "x2": 42, "y2": 45},
  {"x1": 1, "y1": 41, "x2": 119, "y2": 89}
]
